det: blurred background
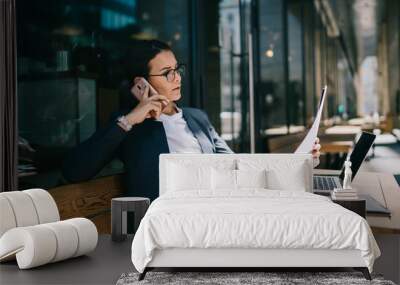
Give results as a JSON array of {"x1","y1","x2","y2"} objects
[{"x1": 15, "y1": 0, "x2": 400, "y2": 190}]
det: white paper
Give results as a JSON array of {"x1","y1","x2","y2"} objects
[{"x1": 295, "y1": 86, "x2": 327, "y2": 154}]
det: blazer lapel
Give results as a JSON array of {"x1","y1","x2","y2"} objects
[
  {"x1": 182, "y1": 110, "x2": 214, "y2": 153},
  {"x1": 142, "y1": 119, "x2": 170, "y2": 153}
]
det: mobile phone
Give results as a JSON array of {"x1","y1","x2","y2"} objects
[{"x1": 131, "y1": 77, "x2": 158, "y2": 101}]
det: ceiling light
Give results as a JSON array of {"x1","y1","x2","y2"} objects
[{"x1": 265, "y1": 49, "x2": 274, "y2": 58}]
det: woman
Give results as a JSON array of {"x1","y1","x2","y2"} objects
[{"x1": 62, "y1": 40, "x2": 321, "y2": 201}]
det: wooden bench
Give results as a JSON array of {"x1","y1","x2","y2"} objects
[
  {"x1": 319, "y1": 140, "x2": 353, "y2": 169},
  {"x1": 266, "y1": 132, "x2": 306, "y2": 153},
  {"x1": 48, "y1": 175, "x2": 124, "y2": 234}
]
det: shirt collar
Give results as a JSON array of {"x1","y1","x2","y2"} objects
[{"x1": 158, "y1": 107, "x2": 183, "y2": 122}]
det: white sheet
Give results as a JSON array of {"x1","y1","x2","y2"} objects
[{"x1": 131, "y1": 190, "x2": 380, "y2": 273}]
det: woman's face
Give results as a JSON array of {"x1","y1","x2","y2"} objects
[{"x1": 147, "y1": 50, "x2": 181, "y2": 101}]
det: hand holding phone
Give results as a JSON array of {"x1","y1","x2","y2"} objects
[
  {"x1": 131, "y1": 77, "x2": 169, "y2": 113},
  {"x1": 131, "y1": 77, "x2": 158, "y2": 101},
  {"x1": 127, "y1": 77, "x2": 169, "y2": 121}
]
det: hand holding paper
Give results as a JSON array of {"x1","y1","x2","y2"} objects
[
  {"x1": 312, "y1": 137, "x2": 321, "y2": 158},
  {"x1": 295, "y1": 85, "x2": 327, "y2": 154}
]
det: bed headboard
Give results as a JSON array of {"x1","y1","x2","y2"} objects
[{"x1": 159, "y1": 154, "x2": 313, "y2": 196}]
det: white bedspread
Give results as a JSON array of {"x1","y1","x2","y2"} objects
[{"x1": 131, "y1": 190, "x2": 380, "y2": 273}]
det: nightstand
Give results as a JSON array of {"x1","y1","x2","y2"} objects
[
  {"x1": 111, "y1": 197, "x2": 150, "y2": 242},
  {"x1": 332, "y1": 198, "x2": 366, "y2": 218}
]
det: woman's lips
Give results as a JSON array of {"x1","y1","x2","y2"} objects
[{"x1": 172, "y1": 86, "x2": 181, "y2": 91}]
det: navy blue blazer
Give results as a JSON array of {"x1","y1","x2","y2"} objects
[{"x1": 62, "y1": 107, "x2": 233, "y2": 200}]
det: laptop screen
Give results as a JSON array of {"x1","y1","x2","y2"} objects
[{"x1": 338, "y1": 131, "x2": 376, "y2": 182}]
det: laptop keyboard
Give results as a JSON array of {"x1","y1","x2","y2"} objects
[{"x1": 313, "y1": 176, "x2": 337, "y2": 191}]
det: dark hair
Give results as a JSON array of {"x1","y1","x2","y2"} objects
[
  {"x1": 120, "y1": 39, "x2": 172, "y2": 108},
  {"x1": 125, "y1": 39, "x2": 171, "y2": 86}
]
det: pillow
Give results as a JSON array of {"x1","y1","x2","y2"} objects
[
  {"x1": 167, "y1": 162, "x2": 211, "y2": 191},
  {"x1": 236, "y1": 169, "x2": 267, "y2": 189},
  {"x1": 211, "y1": 169, "x2": 267, "y2": 190},
  {"x1": 266, "y1": 166, "x2": 307, "y2": 191},
  {"x1": 211, "y1": 168, "x2": 236, "y2": 190},
  {"x1": 237, "y1": 158, "x2": 310, "y2": 192}
]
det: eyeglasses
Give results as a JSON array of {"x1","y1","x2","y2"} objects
[{"x1": 148, "y1": 64, "x2": 186, "y2": 82}]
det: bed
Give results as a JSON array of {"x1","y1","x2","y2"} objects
[{"x1": 131, "y1": 154, "x2": 380, "y2": 280}]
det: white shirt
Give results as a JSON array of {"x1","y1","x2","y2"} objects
[{"x1": 158, "y1": 108, "x2": 203, "y2": 154}]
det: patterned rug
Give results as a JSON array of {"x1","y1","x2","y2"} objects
[{"x1": 116, "y1": 271, "x2": 395, "y2": 285}]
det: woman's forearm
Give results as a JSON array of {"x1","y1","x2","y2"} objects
[{"x1": 61, "y1": 121, "x2": 128, "y2": 182}]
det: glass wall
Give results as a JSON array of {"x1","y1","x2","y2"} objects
[
  {"x1": 287, "y1": 0, "x2": 305, "y2": 127},
  {"x1": 17, "y1": 0, "x2": 191, "y2": 189},
  {"x1": 253, "y1": 0, "x2": 359, "y2": 152},
  {"x1": 16, "y1": 0, "x2": 362, "y2": 189},
  {"x1": 257, "y1": 0, "x2": 286, "y2": 132},
  {"x1": 256, "y1": 0, "x2": 309, "y2": 140},
  {"x1": 218, "y1": 0, "x2": 243, "y2": 147},
  {"x1": 201, "y1": 0, "x2": 251, "y2": 153},
  {"x1": 313, "y1": 6, "x2": 356, "y2": 121}
]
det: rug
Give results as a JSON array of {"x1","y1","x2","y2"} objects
[{"x1": 116, "y1": 271, "x2": 395, "y2": 285}]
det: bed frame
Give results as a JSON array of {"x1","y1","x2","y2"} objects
[
  {"x1": 138, "y1": 248, "x2": 371, "y2": 280},
  {"x1": 139, "y1": 154, "x2": 372, "y2": 281}
]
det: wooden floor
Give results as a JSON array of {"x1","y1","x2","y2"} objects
[
  {"x1": 373, "y1": 234, "x2": 400, "y2": 284},
  {"x1": 0, "y1": 235, "x2": 398, "y2": 284},
  {"x1": 0, "y1": 235, "x2": 134, "y2": 285}
]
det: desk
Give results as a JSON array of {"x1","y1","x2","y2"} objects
[
  {"x1": 319, "y1": 141, "x2": 353, "y2": 169},
  {"x1": 314, "y1": 170, "x2": 400, "y2": 234},
  {"x1": 320, "y1": 141, "x2": 353, "y2": 153},
  {"x1": 321, "y1": 126, "x2": 361, "y2": 142},
  {"x1": 0, "y1": 235, "x2": 134, "y2": 285},
  {"x1": 324, "y1": 126, "x2": 362, "y2": 136}
]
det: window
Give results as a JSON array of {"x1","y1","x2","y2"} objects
[
  {"x1": 258, "y1": 0, "x2": 286, "y2": 131},
  {"x1": 287, "y1": 1, "x2": 305, "y2": 127},
  {"x1": 17, "y1": 0, "x2": 190, "y2": 189}
]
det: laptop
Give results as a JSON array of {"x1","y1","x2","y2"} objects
[{"x1": 313, "y1": 131, "x2": 376, "y2": 194}]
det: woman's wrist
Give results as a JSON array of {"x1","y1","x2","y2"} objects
[
  {"x1": 125, "y1": 112, "x2": 140, "y2": 126},
  {"x1": 116, "y1": 115, "x2": 134, "y2": 132}
]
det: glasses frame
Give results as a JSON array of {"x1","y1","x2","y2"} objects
[{"x1": 148, "y1": 63, "x2": 186, "y2": 82}]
